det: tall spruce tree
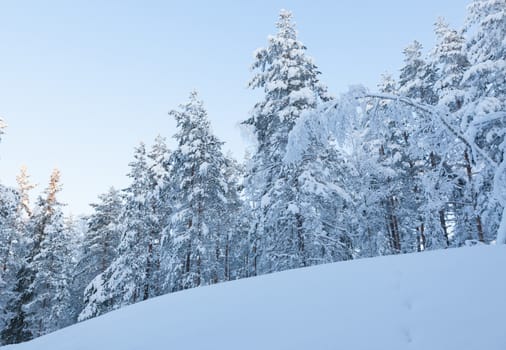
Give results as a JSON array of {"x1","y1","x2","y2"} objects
[
  {"x1": 79, "y1": 143, "x2": 151, "y2": 320},
  {"x1": 221, "y1": 154, "x2": 248, "y2": 281},
  {"x1": 141, "y1": 136, "x2": 172, "y2": 299},
  {"x1": 428, "y1": 17, "x2": 471, "y2": 247},
  {"x1": 79, "y1": 138, "x2": 172, "y2": 321},
  {"x1": 1, "y1": 169, "x2": 71, "y2": 343},
  {"x1": 72, "y1": 187, "x2": 123, "y2": 321},
  {"x1": 459, "y1": 0, "x2": 506, "y2": 243},
  {"x1": 0, "y1": 122, "x2": 24, "y2": 341},
  {"x1": 161, "y1": 91, "x2": 229, "y2": 291},
  {"x1": 244, "y1": 9, "x2": 332, "y2": 274},
  {"x1": 432, "y1": 17, "x2": 469, "y2": 112},
  {"x1": 0, "y1": 187, "x2": 21, "y2": 343}
]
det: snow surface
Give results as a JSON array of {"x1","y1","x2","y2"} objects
[{"x1": 4, "y1": 245, "x2": 506, "y2": 350}]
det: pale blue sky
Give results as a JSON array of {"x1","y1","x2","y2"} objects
[{"x1": 0, "y1": 0, "x2": 468, "y2": 214}]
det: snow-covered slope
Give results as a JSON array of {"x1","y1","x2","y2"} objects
[{"x1": 4, "y1": 245, "x2": 506, "y2": 350}]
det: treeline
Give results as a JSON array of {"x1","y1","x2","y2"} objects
[{"x1": 0, "y1": 0, "x2": 505, "y2": 345}]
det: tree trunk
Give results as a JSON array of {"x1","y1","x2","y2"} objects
[
  {"x1": 296, "y1": 212, "x2": 305, "y2": 267},
  {"x1": 143, "y1": 242, "x2": 153, "y2": 300},
  {"x1": 224, "y1": 241, "x2": 230, "y2": 281},
  {"x1": 387, "y1": 196, "x2": 401, "y2": 253},
  {"x1": 464, "y1": 149, "x2": 485, "y2": 242},
  {"x1": 417, "y1": 223, "x2": 425, "y2": 252},
  {"x1": 196, "y1": 253, "x2": 201, "y2": 287},
  {"x1": 252, "y1": 243, "x2": 257, "y2": 277},
  {"x1": 439, "y1": 210, "x2": 450, "y2": 247}
]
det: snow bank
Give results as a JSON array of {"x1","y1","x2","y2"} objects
[{"x1": 4, "y1": 245, "x2": 506, "y2": 350}]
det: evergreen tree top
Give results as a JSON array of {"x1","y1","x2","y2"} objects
[
  {"x1": 462, "y1": 0, "x2": 505, "y2": 108},
  {"x1": 128, "y1": 143, "x2": 148, "y2": 175},
  {"x1": 245, "y1": 9, "x2": 331, "y2": 154},
  {"x1": 465, "y1": 0, "x2": 506, "y2": 61},
  {"x1": 276, "y1": 9, "x2": 296, "y2": 40},
  {"x1": 89, "y1": 187, "x2": 122, "y2": 211},
  {"x1": 125, "y1": 143, "x2": 150, "y2": 203},
  {"x1": 170, "y1": 90, "x2": 219, "y2": 149},
  {"x1": 378, "y1": 72, "x2": 397, "y2": 94},
  {"x1": 44, "y1": 169, "x2": 63, "y2": 213},
  {"x1": 16, "y1": 165, "x2": 37, "y2": 217},
  {"x1": 402, "y1": 41, "x2": 423, "y2": 64},
  {"x1": 432, "y1": 17, "x2": 467, "y2": 60}
]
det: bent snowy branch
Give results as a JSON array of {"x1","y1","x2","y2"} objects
[{"x1": 361, "y1": 93, "x2": 498, "y2": 167}]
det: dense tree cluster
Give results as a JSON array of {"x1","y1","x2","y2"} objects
[{"x1": 0, "y1": 1, "x2": 504, "y2": 344}]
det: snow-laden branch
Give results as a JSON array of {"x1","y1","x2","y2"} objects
[
  {"x1": 361, "y1": 93, "x2": 498, "y2": 167},
  {"x1": 471, "y1": 111, "x2": 506, "y2": 127}
]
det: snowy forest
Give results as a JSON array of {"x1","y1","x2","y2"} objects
[{"x1": 0, "y1": 0, "x2": 505, "y2": 345}]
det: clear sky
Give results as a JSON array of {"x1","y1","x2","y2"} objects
[{"x1": 0, "y1": 0, "x2": 469, "y2": 215}]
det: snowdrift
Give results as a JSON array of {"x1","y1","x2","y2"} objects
[{"x1": 4, "y1": 245, "x2": 506, "y2": 350}]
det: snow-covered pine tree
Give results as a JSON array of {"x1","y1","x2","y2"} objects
[
  {"x1": 232, "y1": 152, "x2": 260, "y2": 278},
  {"x1": 291, "y1": 133, "x2": 354, "y2": 264},
  {"x1": 0, "y1": 186, "x2": 22, "y2": 340},
  {"x1": 0, "y1": 121, "x2": 21, "y2": 345},
  {"x1": 396, "y1": 29, "x2": 462, "y2": 250},
  {"x1": 432, "y1": 17, "x2": 470, "y2": 112},
  {"x1": 365, "y1": 92, "x2": 427, "y2": 253},
  {"x1": 72, "y1": 187, "x2": 123, "y2": 321},
  {"x1": 161, "y1": 91, "x2": 229, "y2": 291},
  {"x1": 79, "y1": 143, "x2": 151, "y2": 320},
  {"x1": 399, "y1": 40, "x2": 438, "y2": 105},
  {"x1": 459, "y1": 0, "x2": 506, "y2": 242},
  {"x1": 373, "y1": 39, "x2": 462, "y2": 251},
  {"x1": 462, "y1": 0, "x2": 505, "y2": 118},
  {"x1": 221, "y1": 154, "x2": 247, "y2": 281},
  {"x1": 244, "y1": 9, "x2": 332, "y2": 274},
  {"x1": 426, "y1": 17, "x2": 471, "y2": 247},
  {"x1": 1, "y1": 169, "x2": 72, "y2": 343},
  {"x1": 0, "y1": 120, "x2": 23, "y2": 343},
  {"x1": 356, "y1": 75, "x2": 423, "y2": 254},
  {"x1": 143, "y1": 135, "x2": 172, "y2": 298},
  {"x1": 80, "y1": 138, "x2": 172, "y2": 321},
  {"x1": 376, "y1": 70, "x2": 447, "y2": 255},
  {"x1": 79, "y1": 187, "x2": 122, "y2": 284},
  {"x1": 64, "y1": 214, "x2": 88, "y2": 323},
  {"x1": 357, "y1": 80, "x2": 405, "y2": 254},
  {"x1": 25, "y1": 169, "x2": 73, "y2": 336},
  {"x1": 0, "y1": 187, "x2": 19, "y2": 281}
]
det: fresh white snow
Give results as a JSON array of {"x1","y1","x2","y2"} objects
[{"x1": 3, "y1": 245, "x2": 506, "y2": 350}]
